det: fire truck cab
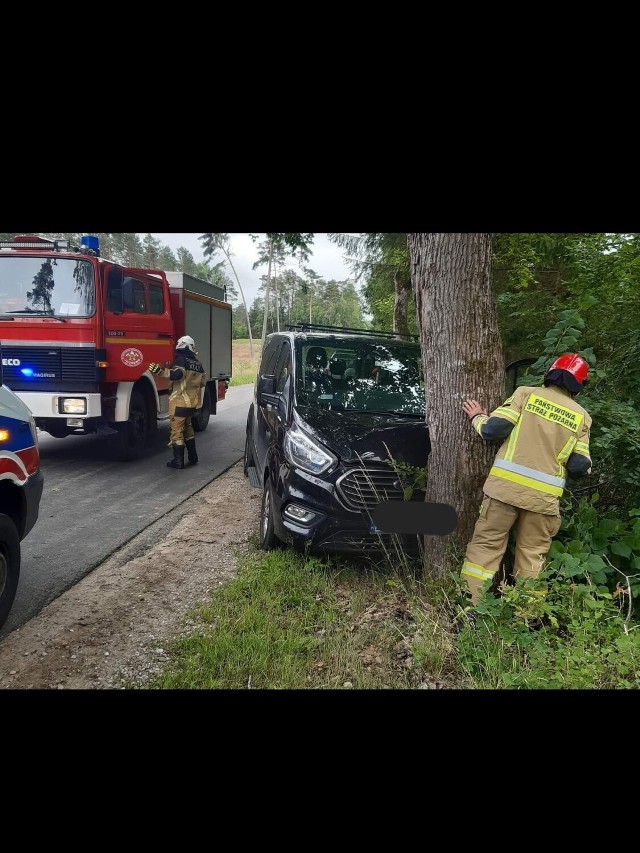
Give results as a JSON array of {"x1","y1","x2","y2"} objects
[{"x1": 0, "y1": 235, "x2": 232, "y2": 461}]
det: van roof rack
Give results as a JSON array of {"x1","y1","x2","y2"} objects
[{"x1": 285, "y1": 322, "x2": 419, "y2": 341}]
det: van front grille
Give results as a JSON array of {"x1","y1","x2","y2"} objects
[{"x1": 337, "y1": 467, "x2": 424, "y2": 510}]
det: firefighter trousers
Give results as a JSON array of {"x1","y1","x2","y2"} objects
[
  {"x1": 168, "y1": 404, "x2": 196, "y2": 447},
  {"x1": 461, "y1": 495, "x2": 562, "y2": 604}
]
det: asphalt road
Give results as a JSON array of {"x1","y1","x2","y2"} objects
[{"x1": 0, "y1": 384, "x2": 254, "y2": 639}]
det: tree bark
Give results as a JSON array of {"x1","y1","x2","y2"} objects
[
  {"x1": 261, "y1": 239, "x2": 274, "y2": 343},
  {"x1": 393, "y1": 267, "x2": 411, "y2": 336},
  {"x1": 408, "y1": 233, "x2": 505, "y2": 578},
  {"x1": 222, "y1": 250, "x2": 254, "y2": 357},
  {"x1": 273, "y1": 260, "x2": 280, "y2": 332}
]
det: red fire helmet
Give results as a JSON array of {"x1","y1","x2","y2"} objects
[{"x1": 546, "y1": 353, "x2": 589, "y2": 384}]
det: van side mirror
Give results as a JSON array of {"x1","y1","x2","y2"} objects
[{"x1": 258, "y1": 375, "x2": 279, "y2": 406}]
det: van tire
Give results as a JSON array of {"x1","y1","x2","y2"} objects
[
  {"x1": 259, "y1": 478, "x2": 277, "y2": 551},
  {"x1": 0, "y1": 514, "x2": 21, "y2": 629},
  {"x1": 243, "y1": 412, "x2": 254, "y2": 477}
]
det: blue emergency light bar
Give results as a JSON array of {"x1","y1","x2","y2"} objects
[{"x1": 81, "y1": 235, "x2": 100, "y2": 253}]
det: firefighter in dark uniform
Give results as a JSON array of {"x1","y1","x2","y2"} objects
[
  {"x1": 149, "y1": 335, "x2": 207, "y2": 469},
  {"x1": 460, "y1": 353, "x2": 592, "y2": 607}
]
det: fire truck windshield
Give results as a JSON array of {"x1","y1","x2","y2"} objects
[{"x1": 0, "y1": 256, "x2": 96, "y2": 317}]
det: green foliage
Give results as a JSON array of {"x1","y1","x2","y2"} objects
[
  {"x1": 514, "y1": 302, "x2": 640, "y2": 512},
  {"x1": 383, "y1": 456, "x2": 427, "y2": 500},
  {"x1": 512, "y1": 310, "x2": 596, "y2": 400},
  {"x1": 547, "y1": 497, "x2": 640, "y2": 601},
  {"x1": 584, "y1": 399, "x2": 640, "y2": 506},
  {"x1": 456, "y1": 571, "x2": 640, "y2": 689},
  {"x1": 330, "y1": 233, "x2": 417, "y2": 334}
]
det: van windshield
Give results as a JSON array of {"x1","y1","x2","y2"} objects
[
  {"x1": 0, "y1": 256, "x2": 96, "y2": 317},
  {"x1": 296, "y1": 337, "x2": 425, "y2": 416}
]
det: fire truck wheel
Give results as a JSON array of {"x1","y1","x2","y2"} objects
[
  {"x1": 47, "y1": 422, "x2": 69, "y2": 438},
  {"x1": 113, "y1": 389, "x2": 150, "y2": 461},
  {"x1": 0, "y1": 514, "x2": 21, "y2": 629},
  {"x1": 192, "y1": 385, "x2": 212, "y2": 433}
]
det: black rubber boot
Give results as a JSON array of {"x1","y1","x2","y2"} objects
[
  {"x1": 167, "y1": 444, "x2": 185, "y2": 469},
  {"x1": 185, "y1": 438, "x2": 198, "y2": 465}
]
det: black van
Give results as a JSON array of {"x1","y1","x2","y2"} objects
[{"x1": 244, "y1": 325, "x2": 430, "y2": 555}]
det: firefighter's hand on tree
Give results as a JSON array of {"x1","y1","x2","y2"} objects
[
  {"x1": 149, "y1": 362, "x2": 163, "y2": 375},
  {"x1": 462, "y1": 399, "x2": 487, "y2": 419}
]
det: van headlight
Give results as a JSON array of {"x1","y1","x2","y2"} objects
[{"x1": 284, "y1": 424, "x2": 337, "y2": 475}]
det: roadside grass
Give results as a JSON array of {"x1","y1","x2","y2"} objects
[
  {"x1": 453, "y1": 572, "x2": 640, "y2": 689},
  {"x1": 230, "y1": 338, "x2": 261, "y2": 387},
  {"x1": 144, "y1": 539, "x2": 640, "y2": 690},
  {"x1": 147, "y1": 543, "x2": 465, "y2": 690}
]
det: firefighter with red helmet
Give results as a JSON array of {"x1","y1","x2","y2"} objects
[
  {"x1": 460, "y1": 353, "x2": 592, "y2": 609},
  {"x1": 149, "y1": 335, "x2": 207, "y2": 469}
]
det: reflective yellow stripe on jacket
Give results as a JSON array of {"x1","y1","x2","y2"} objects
[
  {"x1": 481, "y1": 385, "x2": 591, "y2": 515},
  {"x1": 490, "y1": 458, "x2": 565, "y2": 497}
]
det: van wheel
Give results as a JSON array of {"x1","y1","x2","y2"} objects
[
  {"x1": 0, "y1": 514, "x2": 21, "y2": 629},
  {"x1": 259, "y1": 478, "x2": 277, "y2": 551},
  {"x1": 243, "y1": 418, "x2": 254, "y2": 477},
  {"x1": 112, "y1": 389, "x2": 149, "y2": 461},
  {"x1": 192, "y1": 386, "x2": 212, "y2": 433}
]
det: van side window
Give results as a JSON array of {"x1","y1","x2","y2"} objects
[
  {"x1": 260, "y1": 339, "x2": 282, "y2": 376},
  {"x1": 275, "y1": 344, "x2": 292, "y2": 393}
]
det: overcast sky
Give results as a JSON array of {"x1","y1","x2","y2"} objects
[{"x1": 147, "y1": 233, "x2": 358, "y2": 307}]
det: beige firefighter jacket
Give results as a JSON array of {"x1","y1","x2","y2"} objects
[
  {"x1": 158, "y1": 351, "x2": 207, "y2": 415},
  {"x1": 472, "y1": 384, "x2": 592, "y2": 515}
]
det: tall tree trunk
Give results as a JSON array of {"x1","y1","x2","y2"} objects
[
  {"x1": 222, "y1": 250, "x2": 254, "y2": 357},
  {"x1": 393, "y1": 267, "x2": 411, "y2": 336},
  {"x1": 408, "y1": 233, "x2": 505, "y2": 578},
  {"x1": 273, "y1": 260, "x2": 280, "y2": 332},
  {"x1": 261, "y1": 239, "x2": 274, "y2": 343}
]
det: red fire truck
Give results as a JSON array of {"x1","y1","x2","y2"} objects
[{"x1": 0, "y1": 235, "x2": 232, "y2": 460}]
